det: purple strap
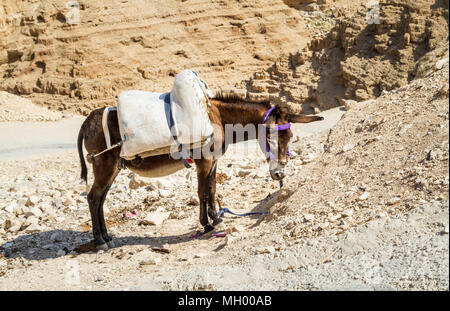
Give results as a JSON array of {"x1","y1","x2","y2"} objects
[
  {"x1": 276, "y1": 123, "x2": 291, "y2": 131},
  {"x1": 260, "y1": 107, "x2": 291, "y2": 159},
  {"x1": 262, "y1": 106, "x2": 276, "y2": 123}
]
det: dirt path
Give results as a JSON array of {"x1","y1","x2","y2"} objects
[{"x1": 0, "y1": 116, "x2": 85, "y2": 161}]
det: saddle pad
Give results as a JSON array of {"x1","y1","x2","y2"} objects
[{"x1": 117, "y1": 70, "x2": 213, "y2": 159}]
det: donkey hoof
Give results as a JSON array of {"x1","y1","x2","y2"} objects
[
  {"x1": 203, "y1": 224, "x2": 215, "y2": 234},
  {"x1": 106, "y1": 240, "x2": 115, "y2": 249},
  {"x1": 213, "y1": 219, "x2": 225, "y2": 231},
  {"x1": 96, "y1": 243, "x2": 109, "y2": 252}
]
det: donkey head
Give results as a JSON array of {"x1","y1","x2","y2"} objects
[{"x1": 260, "y1": 105, "x2": 324, "y2": 181}]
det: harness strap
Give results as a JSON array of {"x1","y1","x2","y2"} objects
[
  {"x1": 87, "y1": 106, "x2": 122, "y2": 159},
  {"x1": 259, "y1": 107, "x2": 291, "y2": 160},
  {"x1": 217, "y1": 207, "x2": 267, "y2": 217},
  {"x1": 102, "y1": 107, "x2": 117, "y2": 149},
  {"x1": 90, "y1": 141, "x2": 123, "y2": 158},
  {"x1": 164, "y1": 93, "x2": 193, "y2": 168}
]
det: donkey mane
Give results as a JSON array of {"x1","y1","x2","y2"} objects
[{"x1": 213, "y1": 90, "x2": 272, "y2": 108}]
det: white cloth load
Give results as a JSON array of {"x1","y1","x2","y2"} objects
[{"x1": 117, "y1": 70, "x2": 214, "y2": 160}]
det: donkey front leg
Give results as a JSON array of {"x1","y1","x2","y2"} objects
[
  {"x1": 196, "y1": 159, "x2": 223, "y2": 233},
  {"x1": 206, "y1": 161, "x2": 224, "y2": 229},
  {"x1": 196, "y1": 158, "x2": 215, "y2": 233}
]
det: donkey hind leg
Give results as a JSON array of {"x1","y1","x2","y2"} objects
[
  {"x1": 88, "y1": 156, "x2": 119, "y2": 251},
  {"x1": 98, "y1": 168, "x2": 120, "y2": 249}
]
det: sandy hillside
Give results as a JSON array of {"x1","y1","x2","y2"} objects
[{"x1": 0, "y1": 45, "x2": 448, "y2": 290}]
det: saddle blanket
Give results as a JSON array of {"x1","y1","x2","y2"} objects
[{"x1": 117, "y1": 70, "x2": 214, "y2": 159}]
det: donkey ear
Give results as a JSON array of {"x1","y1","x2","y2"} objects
[{"x1": 288, "y1": 113, "x2": 324, "y2": 123}]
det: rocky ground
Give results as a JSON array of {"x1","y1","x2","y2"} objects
[{"x1": 0, "y1": 54, "x2": 448, "y2": 290}]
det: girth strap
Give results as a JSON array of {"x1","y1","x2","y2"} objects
[{"x1": 164, "y1": 93, "x2": 193, "y2": 168}]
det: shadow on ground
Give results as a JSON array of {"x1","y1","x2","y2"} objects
[{"x1": 0, "y1": 228, "x2": 197, "y2": 261}]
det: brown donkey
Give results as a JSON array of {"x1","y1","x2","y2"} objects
[{"x1": 77, "y1": 93, "x2": 323, "y2": 251}]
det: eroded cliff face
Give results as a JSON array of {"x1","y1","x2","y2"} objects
[
  {"x1": 239, "y1": 0, "x2": 449, "y2": 113},
  {"x1": 0, "y1": 0, "x2": 315, "y2": 114},
  {"x1": 1, "y1": 1, "x2": 448, "y2": 115}
]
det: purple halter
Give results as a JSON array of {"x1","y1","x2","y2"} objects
[{"x1": 259, "y1": 107, "x2": 291, "y2": 160}]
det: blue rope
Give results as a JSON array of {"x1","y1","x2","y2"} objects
[{"x1": 217, "y1": 207, "x2": 267, "y2": 218}]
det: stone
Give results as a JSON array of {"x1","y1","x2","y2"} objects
[
  {"x1": 224, "y1": 235, "x2": 236, "y2": 245},
  {"x1": 387, "y1": 197, "x2": 401, "y2": 206},
  {"x1": 435, "y1": 57, "x2": 449, "y2": 70},
  {"x1": 194, "y1": 252, "x2": 208, "y2": 258},
  {"x1": 155, "y1": 178, "x2": 173, "y2": 190},
  {"x1": 341, "y1": 99, "x2": 357, "y2": 111},
  {"x1": 238, "y1": 169, "x2": 252, "y2": 177},
  {"x1": 4, "y1": 203, "x2": 16, "y2": 213},
  {"x1": 303, "y1": 214, "x2": 315, "y2": 222},
  {"x1": 5, "y1": 218, "x2": 21, "y2": 232},
  {"x1": 128, "y1": 174, "x2": 149, "y2": 190},
  {"x1": 319, "y1": 222, "x2": 329, "y2": 230},
  {"x1": 63, "y1": 197, "x2": 75, "y2": 207},
  {"x1": 23, "y1": 216, "x2": 39, "y2": 227},
  {"x1": 342, "y1": 143, "x2": 355, "y2": 152},
  {"x1": 187, "y1": 195, "x2": 199, "y2": 205},
  {"x1": 25, "y1": 195, "x2": 40, "y2": 207},
  {"x1": 256, "y1": 246, "x2": 275, "y2": 254},
  {"x1": 27, "y1": 206, "x2": 43, "y2": 218},
  {"x1": 341, "y1": 209, "x2": 354, "y2": 217},
  {"x1": 439, "y1": 84, "x2": 449, "y2": 97},
  {"x1": 230, "y1": 225, "x2": 244, "y2": 233},
  {"x1": 8, "y1": 224, "x2": 22, "y2": 233},
  {"x1": 358, "y1": 192, "x2": 370, "y2": 201},
  {"x1": 13, "y1": 205, "x2": 26, "y2": 216},
  {"x1": 139, "y1": 257, "x2": 161, "y2": 265},
  {"x1": 158, "y1": 189, "x2": 172, "y2": 198},
  {"x1": 443, "y1": 226, "x2": 449, "y2": 234},
  {"x1": 24, "y1": 223, "x2": 42, "y2": 233},
  {"x1": 140, "y1": 211, "x2": 171, "y2": 226},
  {"x1": 328, "y1": 214, "x2": 342, "y2": 222},
  {"x1": 302, "y1": 153, "x2": 316, "y2": 163}
]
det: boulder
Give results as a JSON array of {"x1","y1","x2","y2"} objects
[{"x1": 140, "y1": 211, "x2": 171, "y2": 226}]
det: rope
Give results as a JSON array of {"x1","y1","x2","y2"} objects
[
  {"x1": 217, "y1": 207, "x2": 268, "y2": 218},
  {"x1": 91, "y1": 141, "x2": 123, "y2": 158}
]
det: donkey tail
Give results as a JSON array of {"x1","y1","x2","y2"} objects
[{"x1": 78, "y1": 122, "x2": 88, "y2": 183}]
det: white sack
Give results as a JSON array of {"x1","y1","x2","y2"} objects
[
  {"x1": 117, "y1": 70, "x2": 213, "y2": 159},
  {"x1": 118, "y1": 91, "x2": 173, "y2": 158},
  {"x1": 170, "y1": 70, "x2": 214, "y2": 144}
]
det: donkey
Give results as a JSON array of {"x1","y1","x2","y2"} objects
[{"x1": 77, "y1": 92, "x2": 323, "y2": 251}]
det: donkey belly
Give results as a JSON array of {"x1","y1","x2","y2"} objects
[{"x1": 126, "y1": 159, "x2": 186, "y2": 178}]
